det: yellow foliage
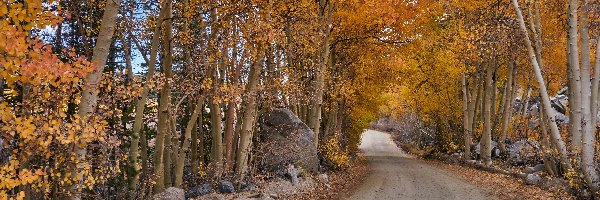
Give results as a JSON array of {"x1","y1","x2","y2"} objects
[{"x1": 320, "y1": 134, "x2": 350, "y2": 170}]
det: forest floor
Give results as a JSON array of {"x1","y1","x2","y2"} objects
[{"x1": 283, "y1": 156, "x2": 370, "y2": 200}]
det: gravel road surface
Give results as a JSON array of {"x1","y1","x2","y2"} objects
[{"x1": 346, "y1": 130, "x2": 496, "y2": 200}]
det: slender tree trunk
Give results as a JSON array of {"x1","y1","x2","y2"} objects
[
  {"x1": 578, "y1": 0, "x2": 599, "y2": 191},
  {"x1": 224, "y1": 31, "x2": 241, "y2": 171},
  {"x1": 462, "y1": 73, "x2": 472, "y2": 159},
  {"x1": 567, "y1": 0, "x2": 583, "y2": 152},
  {"x1": 209, "y1": 81, "x2": 224, "y2": 178},
  {"x1": 163, "y1": 116, "x2": 173, "y2": 188},
  {"x1": 540, "y1": 105, "x2": 558, "y2": 177},
  {"x1": 198, "y1": 119, "x2": 206, "y2": 168},
  {"x1": 499, "y1": 61, "x2": 515, "y2": 154},
  {"x1": 224, "y1": 98, "x2": 236, "y2": 170},
  {"x1": 511, "y1": 0, "x2": 573, "y2": 172},
  {"x1": 232, "y1": 105, "x2": 242, "y2": 164},
  {"x1": 206, "y1": 6, "x2": 224, "y2": 179},
  {"x1": 520, "y1": 81, "x2": 532, "y2": 116},
  {"x1": 309, "y1": 0, "x2": 332, "y2": 147},
  {"x1": 70, "y1": 0, "x2": 121, "y2": 198},
  {"x1": 174, "y1": 94, "x2": 206, "y2": 187},
  {"x1": 467, "y1": 72, "x2": 480, "y2": 143},
  {"x1": 490, "y1": 71, "x2": 497, "y2": 137},
  {"x1": 127, "y1": 0, "x2": 167, "y2": 192},
  {"x1": 235, "y1": 49, "x2": 264, "y2": 185},
  {"x1": 472, "y1": 80, "x2": 483, "y2": 137},
  {"x1": 592, "y1": 38, "x2": 600, "y2": 129},
  {"x1": 190, "y1": 111, "x2": 200, "y2": 179},
  {"x1": 481, "y1": 64, "x2": 494, "y2": 166},
  {"x1": 152, "y1": 0, "x2": 173, "y2": 193}
]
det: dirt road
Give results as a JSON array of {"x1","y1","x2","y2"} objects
[{"x1": 346, "y1": 130, "x2": 496, "y2": 200}]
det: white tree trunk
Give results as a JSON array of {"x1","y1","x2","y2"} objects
[
  {"x1": 499, "y1": 61, "x2": 515, "y2": 153},
  {"x1": 592, "y1": 37, "x2": 600, "y2": 129},
  {"x1": 462, "y1": 74, "x2": 472, "y2": 159},
  {"x1": 152, "y1": 0, "x2": 173, "y2": 193},
  {"x1": 71, "y1": 0, "x2": 121, "y2": 198},
  {"x1": 234, "y1": 50, "x2": 264, "y2": 185},
  {"x1": 567, "y1": 0, "x2": 583, "y2": 152},
  {"x1": 174, "y1": 95, "x2": 206, "y2": 187},
  {"x1": 127, "y1": 0, "x2": 168, "y2": 191},
  {"x1": 481, "y1": 64, "x2": 494, "y2": 166},
  {"x1": 578, "y1": 0, "x2": 599, "y2": 191},
  {"x1": 309, "y1": 0, "x2": 332, "y2": 147},
  {"x1": 511, "y1": 0, "x2": 573, "y2": 171}
]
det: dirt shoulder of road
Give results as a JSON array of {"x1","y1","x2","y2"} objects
[
  {"x1": 284, "y1": 156, "x2": 371, "y2": 200},
  {"x1": 423, "y1": 159, "x2": 575, "y2": 200}
]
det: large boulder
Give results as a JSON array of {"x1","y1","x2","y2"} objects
[{"x1": 256, "y1": 108, "x2": 319, "y2": 173}]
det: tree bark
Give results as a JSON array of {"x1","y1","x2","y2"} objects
[
  {"x1": 209, "y1": 77, "x2": 224, "y2": 178},
  {"x1": 578, "y1": 0, "x2": 599, "y2": 191},
  {"x1": 511, "y1": 0, "x2": 573, "y2": 172},
  {"x1": 127, "y1": 0, "x2": 168, "y2": 192},
  {"x1": 592, "y1": 36, "x2": 600, "y2": 131},
  {"x1": 190, "y1": 110, "x2": 200, "y2": 179},
  {"x1": 467, "y1": 72, "x2": 480, "y2": 148},
  {"x1": 152, "y1": 0, "x2": 173, "y2": 193},
  {"x1": 520, "y1": 81, "x2": 532, "y2": 116},
  {"x1": 481, "y1": 64, "x2": 494, "y2": 166},
  {"x1": 174, "y1": 94, "x2": 206, "y2": 187},
  {"x1": 540, "y1": 105, "x2": 558, "y2": 177},
  {"x1": 163, "y1": 116, "x2": 174, "y2": 188},
  {"x1": 499, "y1": 61, "x2": 515, "y2": 154},
  {"x1": 224, "y1": 31, "x2": 240, "y2": 171},
  {"x1": 567, "y1": 0, "x2": 583, "y2": 152},
  {"x1": 309, "y1": 0, "x2": 332, "y2": 147},
  {"x1": 71, "y1": 0, "x2": 121, "y2": 198},
  {"x1": 235, "y1": 49, "x2": 264, "y2": 185},
  {"x1": 461, "y1": 73, "x2": 472, "y2": 160}
]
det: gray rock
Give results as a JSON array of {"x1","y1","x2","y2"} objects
[
  {"x1": 451, "y1": 153, "x2": 461, "y2": 159},
  {"x1": 185, "y1": 183, "x2": 212, "y2": 198},
  {"x1": 241, "y1": 182, "x2": 258, "y2": 192},
  {"x1": 318, "y1": 173, "x2": 330, "y2": 187},
  {"x1": 447, "y1": 153, "x2": 460, "y2": 164},
  {"x1": 491, "y1": 147, "x2": 501, "y2": 158},
  {"x1": 525, "y1": 174, "x2": 541, "y2": 185},
  {"x1": 153, "y1": 187, "x2": 184, "y2": 200},
  {"x1": 474, "y1": 141, "x2": 498, "y2": 156},
  {"x1": 524, "y1": 164, "x2": 546, "y2": 174},
  {"x1": 257, "y1": 108, "x2": 319, "y2": 173},
  {"x1": 287, "y1": 164, "x2": 299, "y2": 186},
  {"x1": 508, "y1": 140, "x2": 540, "y2": 164},
  {"x1": 218, "y1": 180, "x2": 235, "y2": 193}
]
